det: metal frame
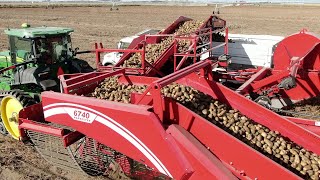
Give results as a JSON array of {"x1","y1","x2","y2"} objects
[
  {"x1": 18, "y1": 60, "x2": 320, "y2": 179},
  {"x1": 95, "y1": 15, "x2": 227, "y2": 77},
  {"x1": 173, "y1": 27, "x2": 228, "y2": 72}
]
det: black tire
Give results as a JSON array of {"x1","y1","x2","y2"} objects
[
  {"x1": 0, "y1": 92, "x2": 8, "y2": 136},
  {"x1": 70, "y1": 59, "x2": 94, "y2": 73},
  {"x1": 103, "y1": 62, "x2": 113, "y2": 66},
  {"x1": 0, "y1": 121, "x2": 8, "y2": 136},
  {"x1": 0, "y1": 90, "x2": 36, "y2": 137}
]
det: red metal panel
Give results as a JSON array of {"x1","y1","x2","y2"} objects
[
  {"x1": 61, "y1": 70, "x2": 125, "y2": 94},
  {"x1": 236, "y1": 67, "x2": 269, "y2": 94},
  {"x1": 174, "y1": 73, "x2": 320, "y2": 155},
  {"x1": 147, "y1": 44, "x2": 175, "y2": 76},
  {"x1": 166, "y1": 99, "x2": 301, "y2": 180},
  {"x1": 118, "y1": 75, "x2": 158, "y2": 86},
  {"x1": 283, "y1": 72, "x2": 320, "y2": 101},
  {"x1": 161, "y1": 16, "x2": 192, "y2": 35},
  {"x1": 154, "y1": 60, "x2": 213, "y2": 88},
  {"x1": 116, "y1": 35, "x2": 147, "y2": 67},
  {"x1": 63, "y1": 131, "x2": 85, "y2": 147},
  {"x1": 285, "y1": 116, "x2": 320, "y2": 136},
  {"x1": 65, "y1": 69, "x2": 124, "y2": 91},
  {"x1": 19, "y1": 103, "x2": 44, "y2": 122},
  {"x1": 41, "y1": 91, "x2": 194, "y2": 179},
  {"x1": 273, "y1": 31, "x2": 320, "y2": 71},
  {"x1": 19, "y1": 119, "x2": 65, "y2": 137},
  {"x1": 167, "y1": 124, "x2": 238, "y2": 180},
  {"x1": 251, "y1": 70, "x2": 289, "y2": 91}
]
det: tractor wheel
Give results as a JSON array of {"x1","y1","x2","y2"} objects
[
  {"x1": 0, "y1": 91, "x2": 36, "y2": 140},
  {"x1": 70, "y1": 59, "x2": 94, "y2": 73},
  {"x1": 0, "y1": 121, "x2": 8, "y2": 135}
]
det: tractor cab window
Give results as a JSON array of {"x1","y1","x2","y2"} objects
[
  {"x1": 9, "y1": 36, "x2": 32, "y2": 63},
  {"x1": 35, "y1": 35, "x2": 71, "y2": 64},
  {"x1": 35, "y1": 39, "x2": 52, "y2": 64}
]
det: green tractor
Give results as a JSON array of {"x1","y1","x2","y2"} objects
[{"x1": 0, "y1": 23, "x2": 93, "y2": 139}]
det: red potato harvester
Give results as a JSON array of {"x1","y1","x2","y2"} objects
[
  {"x1": 4, "y1": 14, "x2": 320, "y2": 180},
  {"x1": 16, "y1": 60, "x2": 320, "y2": 180}
]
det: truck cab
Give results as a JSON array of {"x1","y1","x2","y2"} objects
[{"x1": 102, "y1": 29, "x2": 160, "y2": 66}]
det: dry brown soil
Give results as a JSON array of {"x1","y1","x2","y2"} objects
[{"x1": 0, "y1": 5, "x2": 320, "y2": 180}]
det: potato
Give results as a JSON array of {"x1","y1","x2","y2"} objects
[
  {"x1": 89, "y1": 80, "x2": 320, "y2": 179},
  {"x1": 122, "y1": 20, "x2": 204, "y2": 67}
]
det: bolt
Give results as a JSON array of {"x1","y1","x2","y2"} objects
[
  {"x1": 230, "y1": 162, "x2": 233, "y2": 165},
  {"x1": 9, "y1": 112, "x2": 18, "y2": 123},
  {"x1": 240, "y1": 170, "x2": 246, "y2": 176},
  {"x1": 9, "y1": 117, "x2": 16, "y2": 122}
]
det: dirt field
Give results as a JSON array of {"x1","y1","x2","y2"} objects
[
  {"x1": 1, "y1": 5, "x2": 320, "y2": 64},
  {"x1": 0, "y1": 4, "x2": 320, "y2": 180}
]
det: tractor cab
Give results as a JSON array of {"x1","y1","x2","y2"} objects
[
  {"x1": 0, "y1": 24, "x2": 93, "y2": 138},
  {"x1": 0, "y1": 24, "x2": 93, "y2": 92},
  {"x1": 4, "y1": 24, "x2": 74, "y2": 65}
]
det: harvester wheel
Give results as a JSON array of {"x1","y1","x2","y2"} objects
[{"x1": 0, "y1": 91, "x2": 36, "y2": 140}]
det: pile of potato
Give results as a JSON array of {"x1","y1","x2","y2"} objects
[
  {"x1": 283, "y1": 97, "x2": 320, "y2": 121},
  {"x1": 88, "y1": 78, "x2": 320, "y2": 179},
  {"x1": 163, "y1": 83, "x2": 320, "y2": 180},
  {"x1": 89, "y1": 77, "x2": 146, "y2": 103},
  {"x1": 121, "y1": 20, "x2": 204, "y2": 68}
]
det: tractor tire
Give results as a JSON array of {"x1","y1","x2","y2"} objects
[
  {"x1": 0, "y1": 90, "x2": 36, "y2": 140},
  {"x1": 0, "y1": 121, "x2": 8, "y2": 135},
  {"x1": 70, "y1": 59, "x2": 94, "y2": 73}
]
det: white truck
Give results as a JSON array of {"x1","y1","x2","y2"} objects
[
  {"x1": 211, "y1": 33, "x2": 284, "y2": 68},
  {"x1": 103, "y1": 31, "x2": 284, "y2": 68},
  {"x1": 102, "y1": 29, "x2": 160, "y2": 66}
]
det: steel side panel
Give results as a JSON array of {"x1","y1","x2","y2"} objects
[
  {"x1": 251, "y1": 70, "x2": 289, "y2": 90},
  {"x1": 283, "y1": 72, "x2": 320, "y2": 102},
  {"x1": 298, "y1": 125, "x2": 320, "y2": 137},
  {"x1": 147, "y1": 45, "x2": 175, "y2": 76},
  {"x1": 236, "y1": 67, "x2": 269, "y2": 94},
  {"x1": 175, "y1": 74, "x2": 320, "y2": 156},
  {"x1": 166, "y1": 100, "x2": 300, "y2": 180},
  {"x1": 167, "y1": 124, "x2": 238, "y2": 180},
  {"x1": 41, "y1": 91, "x2": 192, "y2": 179},
  {"x1": 118, "y1": 75, "x2": 159, "y2": 86},
  {"x1": 19, "y1": 120, "x2": 64, "y2": 137},
  {"x1": 284, "y1": 117, "x2": 320, "y2": 136}
]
